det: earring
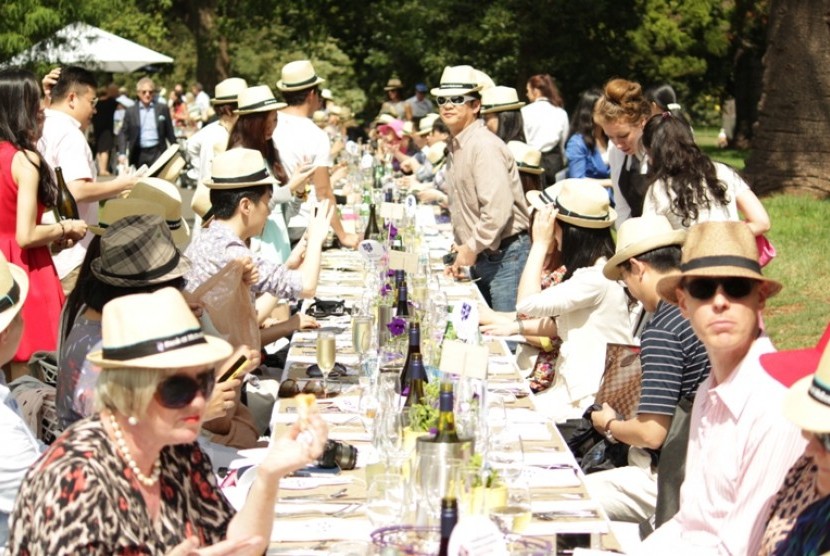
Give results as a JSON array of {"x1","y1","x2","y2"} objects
[{"x1": 128, "y1": 416, "x2": 138, "y2": 426}]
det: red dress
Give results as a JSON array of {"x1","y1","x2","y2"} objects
[{"x1": 0, "y1": 141, "x2": 64, "y2": 361}]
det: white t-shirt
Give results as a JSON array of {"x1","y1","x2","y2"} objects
[
  {"x1": 37, "y1": 109, "x2": 98, "y2": 279},
  {"x1": 521, "y1": 98, "x2": 569, "y2": 155}
]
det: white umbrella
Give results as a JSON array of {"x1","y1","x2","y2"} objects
[{"x1": 6, "y1": 22, "x2": 173, "y2": 73}]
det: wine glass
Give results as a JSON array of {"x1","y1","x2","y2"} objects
[
  {"x1": 489, "y1": 480, "x2": 532, "y2": 534},
  {"x1": 488, "y1": 430, "x2": 525, "y2": 485},
  {"x1": 366, "y1": 473, "x2": 407, "y2": 528},
  {"x1": 316, "y1": 330, "x2": 336, "y2": 399},
  {"x1": 351, "y1": 314, "x2": 373, "y2": 375}
]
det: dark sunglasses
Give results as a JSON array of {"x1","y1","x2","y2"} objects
[
  {"x1": 156, "y1": 370, "x2": 216, "y2": 409},
  {"x1": 436, "y1": 95, "x2": 474, "y2": 106},
  {"x1": 816, "y1": 432, "x2": 830, "y2": 452},
  {"x1": 684, "y1": 277, "x2": 755, "y2": 301}
]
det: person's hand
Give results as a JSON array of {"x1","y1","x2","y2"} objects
[
  {"x1": 259, "y1": 414, "x2": 328, "y2": 479},
  {"x1": 532, "y1": 205, "x2": 558, "y2": 249},
  {"x1": 337, "y1": 232, "x2": 360, "y2": 249},
  {"x1": 239, "y1": 257, "x2": 259, "y2": 285},
  {"x1": 64, "y1": 219, "x2": 88, "y2": 242},
  {"x1": 287, "y1": 163, "x2": 316, "y2": 195},
  {"x1": 306, "y1": 199, "x2": 334, "y2": 246},
  {"x1": 203, "y1": 378, "x2": 240, "y2": 423},
  {"x1": 447, "y1": 244, "x2": 476, "y2": 278},
  {"x1": 284, "y1": 236, "x2": 307, "y2": 269},
  {"x1": 590, "y1": 402, "x2": 617, "y2": 433},
  {"x1": 166, "y1": 535, "x2": 263, "y2": 556},
  {"x1": 480, "y1": 321, "x2": 521, "y2": 337},
  {"x1": 329, "y1": 162, "x2": 348, "y2": 185},
  {"x1": 180, "y1": 291, "x2": 204, "y2": 318},
  {"x1": 290, "y1": 312, "x2": 319, "y2": 331},
  {"x1": 417, "y1": 188, "x2": 447, "y2": 206},
  {"x1": 41, "y1": 67, "x2": 61, "y2": 101}
]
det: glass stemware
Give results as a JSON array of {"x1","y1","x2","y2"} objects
[
  {"x1": 316, "y1": 330, "x2": 336, "y2": 398},
  {"x1": 352, "y1": 314, "x2": 373, "y2": 375},
  {"x1": 366, "y1": 473, "x2": 407, "y2": 528}
]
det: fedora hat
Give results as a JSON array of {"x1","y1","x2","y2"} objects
[
  {"x1": 507, "y1": 141, "x2": 543, "y2": 175},
  {"x1": 384, "y1": 77, "x2": 403, "y2": 91},
  {"x1": 656, "y1": 221, "x2": 783, "y2": 304},
  {"x1": 204, "y1": 148, "x2": 277, "y2": 189},
  {"x1": 87, "y1": 287, "x2": 232, "y2": 369},
  {"x1": 481, "y1": 86, "x2": 526, "y2": 114},
  {"x1": 146, "y1": 144, "x2": 182, "y2": 180},
  {"x1": 128, "y1": 177, "x2": 190, "y2": 246},
  {"x1": 762, "y1": 321, "x2": 830, "y2": 433},
  {"x1": 603, "y1": 216, "x2": 687, "y2": 280},
  {"x1": 321, "y1": 88, "x2": 333, "y2": 101},
  {"x1": 402, "y1": 121, "x2": 415, "y2": 136},
  {"x1": 525, "y1": 179, "x2": 617, "y2": 229},
  {"x1": 235, "y1": 85, "x2": 286, "y2": 115},
  {"x1": 90, "y1": 214, "x2": 190, "y2": 288},
  {"x1": 426, "y1": 141, "x2": 448, "y2": 166},
  {"x1": 89, "y1": 198, "x2": 165, "y2": 236},
  {"x1": 431, "y1": 65, "x2": 484, "y2": 97},
  {"x1": 0, "y1": 252, "x2": 28, "y2": 333},
  {"x1": 473, "y1": 69, "x2": 495, "y2": 92},
  {"x1": 276, "y1": 60, "x2": 326, "y2": 92},
  {"x1": 212, "y1": 77, "x2": 248, "y2": 105},
  {"x1": 190, "y1": 183, "x2": 212, "y2": 219},
  {"x1": 417, "y1": 113, "x2": 439, "y2": 135}
]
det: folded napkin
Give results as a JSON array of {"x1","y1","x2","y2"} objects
[
  {"x1": 270, "y1": 518, "x2": 373, "y2": 542},
  {"x1": 519, "y1": 466, "x2": 581, "y2": 488}
]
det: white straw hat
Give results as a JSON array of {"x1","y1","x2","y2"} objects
[
  {"x1": 603, "y1": 216, "x2": 687, "y2": 280},
  {"x1": 89, "y1": 198, "x2": 165, "y2": 236},
  {"x1": 128, "y1": 177, "x2": 190, "y2": 246},
  {"x1": 204, "y1": 148, "x2": 278, "y2": 189},
  {"x1": 212, "y1": 77, "x2": 248, "y2": 105},
  {"x1": 0, "y1": 252, "x2": 28, "y2": 333},
  {"x1": 276, "y1": 60, "x2": 326, "y2": 92},
  {"x1": 431, "y1": 65, "x2": 484, "y2": 97},
  {"x1": 235, "y1": 85, "x2": 286, "y2": 115},
  {"x1": 525, "y1": 179, "x2": 617, "y2": 229},
  {"x1": 507, "y1": 141, "x2": 543, "y2": 175},
  {"x1": 481, "y1": 86, "x2": 525, "y2": 114}
]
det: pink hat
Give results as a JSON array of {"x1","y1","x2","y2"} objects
[{"x1": 378, "y1": 119, "x2": 404, "y2": 139}]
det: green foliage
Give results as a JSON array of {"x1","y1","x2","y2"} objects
[
  {"x1": 407, "y1": 380, "x2": 440, "y2": 432},
  {"x1": 468, "y1": 453, "x2": 502, "y2": 488}
]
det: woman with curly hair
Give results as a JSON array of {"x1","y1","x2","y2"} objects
[{"x1": 641, "y1": 112, "x2": 769, "y2": 235}]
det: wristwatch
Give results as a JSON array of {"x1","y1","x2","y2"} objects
[{"x1": 603, "y1": 417, "x2": 619, "y2": 444}]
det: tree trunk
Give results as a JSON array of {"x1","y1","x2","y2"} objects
[{"x1": 744, "y1": 0, "x2": 830, "y2": 196}]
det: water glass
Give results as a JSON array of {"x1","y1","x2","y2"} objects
[
  {"x1": 489, "y1": 479, "x2": 532, "y2": 534},
  {"x1": 366, "y1": 473, "x2": 407, "y2": 528}
]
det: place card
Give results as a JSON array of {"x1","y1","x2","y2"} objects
[
  {"x1": 439, "y1": 340, "x2": 489, "y2": 379},
  {"x1": 404, "y1": 194, "x2": 417, "y2": 217},
  {"x1": 380, "y1": 202, "x2": 404, "y2": 220},
  {"x1": 388, "y1": 250, "x2": 418, "y2": 273},
  {"x1": 358, "y1": 239, "x2": 385, "y2": 262}
]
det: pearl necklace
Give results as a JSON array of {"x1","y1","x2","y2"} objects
[{"x1": 108, "y1": 412, "x2": 162, "y2": 487}]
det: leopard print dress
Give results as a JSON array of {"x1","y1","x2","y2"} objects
[{"x1": 6, "y1": 415, "x2": 234, "y2": 555}]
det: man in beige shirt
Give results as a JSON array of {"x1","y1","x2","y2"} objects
[{"x1": 435, "y1": 65, "x2": 530, "y2": 311}]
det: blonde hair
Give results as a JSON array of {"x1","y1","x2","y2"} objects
[
  {"x1": 593, "y1": 78, "x2": 651, "y2": 127},
  {"x1": 95, "y1": 367, "x2": 168, "y2": 418}
]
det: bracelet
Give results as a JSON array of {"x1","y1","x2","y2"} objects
[
  {"x1": 58, "y1": 221, "x2": 66, "y2": 241},
  {"x1": 539, "y1": 336, "x2": 554, "y2": 352},
  {"x1": 603, "y1": 417, "x2": 619, "y2": 444}
]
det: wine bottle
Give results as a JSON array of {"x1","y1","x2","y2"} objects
[
  {"x1": 434, "y1": 382, "x2": 460, "y2": 442},
  {"x1": 399, "y1": 321, "x2": 422, "y2": 395},
  {"x1": 438, "y1": 496, "x2": 459, "y2": 556},
  {"x1": 53, "y1": 167, "x2": 80, "y2": 221},
  {"x1": 364, "y1": 204, "x2": 381, "y2": 240},
  {"x1": 403, "y1": 353, "x2": 427, "y2": 407},
  {"x1": 396, "y1": 283, "x2": 409, "y2": 317}
]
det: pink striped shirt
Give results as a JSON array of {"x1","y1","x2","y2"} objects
[{"x1": 639, "y1": 336, "x2": 807, "y2": 555}]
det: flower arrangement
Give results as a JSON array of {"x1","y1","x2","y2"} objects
[
  {"x1": 386, "y1": 316, "x2": 407, "y2": 337},
  {"x1": 407, "y1": 380, "x2": 440, "y2": 432}
]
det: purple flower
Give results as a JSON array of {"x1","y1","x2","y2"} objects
[
  {"x1": 460, "y1": 302, "x2": 471, "y2": 321},
  {"x1": 380, "y1": 283, "x2": 392, "y2": 297},
  {"x1": 385, "y1": 222, "x2": 398, "y2": 239},
  {"x1": 429, "y1": 427, "x2": 438, "y2": 436},
  {"x1": 387, "y1": 316, "x2": 406, "y2": 336},
  {"x1": 387, "y1": 269, "x2": 397, "y2": 278}
]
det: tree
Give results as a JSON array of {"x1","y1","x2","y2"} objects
[{"x1": 744, "y1": 0, "x2": 830, "y2": 196}]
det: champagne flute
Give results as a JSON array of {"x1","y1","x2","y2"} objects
[
  {"x1": 351, "y1": 315, "x2": 373, "y2": 375},
  {"x1": 366, "y1": 473, "x2": 407, "y2": 528},
  {"x1": 316, "y1": 330, "x2": 336, "y2": 399}
]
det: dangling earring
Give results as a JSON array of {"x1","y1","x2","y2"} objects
[{"x1": 128, "y1": 416, "x2": 138, "y2": 426}]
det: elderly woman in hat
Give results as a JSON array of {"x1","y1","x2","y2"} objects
[
  {"x1": 7, "y1": 287, "x2": 328, "y2": 554},
  {"x1": 515, "y1": 180, "x2": 632, "y2": 421},
  {"x1": 759, "y1": 324, "x2": 830, "y2": 555}
]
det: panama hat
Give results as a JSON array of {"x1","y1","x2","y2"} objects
[
  {"x1": 0, "y1": 252, "x2": 29, "y2": 333},
  {"x1": 235, "y1": 85, "x2": 286, "y2": 115},
  {"x1": 87, "y1": 287, "x2": 232, "y2": 369},
  {"x1": 481, "y1": 86, "x2": 525, "y2": 114},
  {"x1": 417, "y1": 113, "x2": 440, "y2": 135},
  {"x1": 212, "y1": 77, "x2": 248, "y2": 105},
  {"x1": 384, "y1": 77, "x2": 403, "y2": 91},
  {"x1": 761, "y1": 321, "x2": 830, "y2": 433},
  {"x1": 146, "y1": 144, "x2": 182, "y2": 181},
  {"x1": 402, "y1": 121, "x2": 415, "y2": 137},
  {"x1": 656, "y1": 221, "x2": 783, "y2": 304},
  {"x1": 190, "y1": 183, "x2": 212, "y2": 219},
  {"x1": 525, "y1": 179, "x2": 617, "y2": 229},
  {"x1": 603, "y1": 216, "x2": 687, "y2": 280},
  {"x1": 90, "y1": 214, "x2": 190, "y2": 288},
  {"x1": 507, "y1": 141, "x2": 543, "y2": 175},
  {"x1": 321, "y1": 88, "x2": 333, "y2": 101},
  {"x1": 473, "y1": 69, "x2": 495, "y2": 92},
  {"x1": 204, "y1": 148, "x2": 278, "y2": 189},
  {"x1": 431, "y1": 65, "x2": 484, "y2": 97},
  {"x1": 89, "y1": 198, "x2": 165, "y2": 236},
  {"x1": 276, "y1": 60, "x2": 326, "y2": 92},
  {"x1": 426, "y1": 141, "x2": 448, "y2": 166},
  {"x1": 128, "y1": 177, "x2": 190, "y2": 246},
  {"x1": 312, "y1": 110, "x2": 328, "y2": 125}
]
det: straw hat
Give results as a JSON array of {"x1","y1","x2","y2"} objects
[
  {"x1": 417, "y1": 113, "x2": 440, "y2": 135},
  {"x1": 762, "y1": 322, "x2": 830, "y2": 433},
  {"x1": 402, "y1": 121, "x2": 415, "y2": 137},
  {"x1": 127, "y1": 177, "x2": 190, "y2": 246},
  {"x1": 276, "y1": 60, "x2": 325, "y2": 92},
  {"x1": 312, "y1": 110, "x2": 328, "y2": 125},
  {"x1": 89, "y1": 198, "x2": 165, "y2": 236},
  {"x1": 431, "y1": 66, "x2": 484, "y2": 97},
  {"x1": 473, "y1": 69, "x2": 496, "y2": 92},
  {"x1": 426, "y1": 141, "x2": 448, "y2": 166},
  {"x1": 146, "y1": 144, "x2": 182, "y2": 181},
  {"x1": 525, "y1": 179, "x2": 617, "y2": 229},
  {"x1": 212, "y1": 77, "x2": 248, "y2": 105},
  {"x1": 376, "y1": 114, "x2": 396, "y2": 126},
  {"x1": 384, "y1": 77, "x2": 403, "y2": 91},
  {"x1": 235, "y1": 85, "x2": 286, "y2": 115},
  {"x1": 190, "y1": 184, "x2": 212, "y2": 219},
  {"x1": 0, "y1": 252, "x2": 28, "y2": 332},
  {"x1": 507, "y1": 141, "x2": 543, "y2": 175},
  {"x1": 90, "y1": 214, "x2": 190, "y2": 288},
  {"x1": 656, "y1": 221, "x2": 783, "y2": 304},
  {"x1": 87, "y1": 287, "x2": 232, "y2": 369},
  {"x1": 321, "y1": 88, "x2": 333, "y2": 101},
  {"x1": 204, "y1": 148, "x2": 278, "y2": 189},
  {"x1": 603, "y1": 216, "x2": 687, "y2": 280},
  {"x1": 481, "y1": 86, "x2": 525, "y2": 114}
]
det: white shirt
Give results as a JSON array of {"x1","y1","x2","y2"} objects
[
  {"x1": 37, "y1": 109, "x2": 98, "y2": 279},
  {"x1": 607, "y1": 143, "x2": 648, "y2": 229},
  {"x1": 521, "y1": 98, "x2": 569, "y2": 155}
]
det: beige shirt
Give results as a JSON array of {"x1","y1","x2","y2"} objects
[{"x1": 445, "y1": 119, "x2": 530, "y2": 255}]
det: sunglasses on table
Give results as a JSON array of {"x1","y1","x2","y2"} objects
[
  {"x1": 155, "y1": 370, "x2": 215, "y2": 409},
  {"x1": 683, "y1": 277, "x2": 756, "y2": 301},
  {"x1": 436, "y1": 95, "x2": 477, "y2": 106}
]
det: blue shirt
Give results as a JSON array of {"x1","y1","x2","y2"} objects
[
  {"x1": 566, "y1": 134, "x2": 610, "y2": 180},
  {"x1": 138, "y1": 102, "x2": 160, "y2": 148}
]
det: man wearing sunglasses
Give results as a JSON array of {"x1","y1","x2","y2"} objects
[
  {"x1": 638, "y1": 221, "x2": 806, "y2": 555},
  {"x1": 117, "y1": 76, "x2": 176, "y2": 168},
  {"x1": 433, "y1": 65, "x2": 530, "y2": 312}
]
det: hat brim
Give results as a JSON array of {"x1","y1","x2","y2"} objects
[
  {"x1": 90, "y1": 254, "x2": 191, "y2": 288},
  {"x1": 656, "y1": 268, "x2": 783, "y2": 305},
  {"x1": 603, "y1": 230, "x2": 687, "y2": 280},
  {"x1": 146, "y1": 145, "x2": 181, "y2": 179},
  {"x1": 158, "y1": 156, "x2": 186, "y2": 183},
  {"x1": 782, "y1": 375, "x2": 830, "y2": 433},
  {"x1": 431, "y1": 85, "x2": 484, "y2": 97},
  {"x1": 235, "y1": 102, "x2": 287, "y2": 115},
  {"x1": 480, "y1": 101, "x2": 526, "y2": 114},
  {"x1": 517, "y1": 164, "x2": 544, "y2": 176},
  {"x1": 276, "y1": 76, "x2": 325, "y2": 92},
  {"x1": 524, "y1": 184, "x2": 617, "y2": 229},
  {"x1": 87, "y1": 334, "x2": 233, "y2": 370},
  {"x1": 0, "y1": 264, "x2": 29, "y2": 332},
  {"x1": 203, "y1": 176, "x2": 277, "y2": 189},
  {"x1": 169, "y1": 218, "x2": 190, "y2": 246}
]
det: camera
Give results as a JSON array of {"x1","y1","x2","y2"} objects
[
  {"x1": 317, "y1": 439, "x2": 358, "y2": 470},
  {"x1": 442, "y1": 251, "x2": 457, "y2": 266}
]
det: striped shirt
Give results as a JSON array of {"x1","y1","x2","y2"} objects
[{"x1": 637, "y1": 301, "x2": 710, "y2": 416}]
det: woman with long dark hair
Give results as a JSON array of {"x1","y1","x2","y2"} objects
[
  {"x1": 0, "y1": 68, "x2": 86, "y2": 377},
  {"x1": 642, "y1": 113, "x2": 769, "y2": 235},
  {"x1": 521, "y1": 74, "x2": 569, "y2": 183},
  {"x1": 481, "y1": 86, "x2": 527, "y2": 144},
  {"x1": 565, "y1": 88, "x2": 611, "y2": 186}
]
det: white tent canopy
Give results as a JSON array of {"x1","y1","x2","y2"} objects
[{"x1": 6, "y1": 22, "x2": 173, "y2": 73}]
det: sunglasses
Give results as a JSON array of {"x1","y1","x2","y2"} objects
[
  {"x1": 155, "y1": 370, "x2": 215, "y2": 409},
  {"x1": 683, "y1": 277, "x2": 755, "y2": 301},
  {"x1": 816, "y1": 432, "x2": 830, "y2": 452},
  {"x1": 436, "y1": 95, "x2": 476, "y2": 106}
]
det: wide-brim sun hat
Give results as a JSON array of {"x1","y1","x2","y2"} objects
[
  {"x1": 0, "y1": 252, "x2": 29, "y2": 333},
  {"x1": 128, "y1": 177, "x2": 191, "y2": 246},
  {"x1": 276, "y1": 60, "x2": 325, "y2": 92},
  {"x1": 603, "y1": 215, "x2": 687, "y2": 280},
  {"x1": 89, "y1": 198, "x2": 166, "y2": 236},
  {"x1": 321, "y1": 88, "x2": 333, "y2": 100},
  {"x1": 212, "y1": 77, "x2": 248, "y2": 105},
  {"x1": 426, "y1": 141, "x2": 448, "y2": 166},
  {"x1": 146, "y1": 144, "x2": 182, "y2": 180},
  {"x1": 87, "y1": 287, "x2": 232, "y2": 369},
  {"x1": 481, "y1": 86, "x2": 526, "y2": 114},
  {"x1": 655, "y1": 220, "x2": 783, "y2": 304},
  {"x1": 431, "y1": 65, "x2": 484, "y2": 97},
  {"x1": 525, "y1": 179, "x2": 617, "y2": 229},
  {"x1": 417, "y1": 113, "x2": 440, "y2": 135},
  {"x1": 761, "y1": 321, "x2": 830, "y2": 433},
  {"x1": 384, "y1": 77, "x2": 403, "y2": 91},
  {"x1": 507, "y1": 140, "x2": 543, "y2": 176},
  {"x1": 235, "y1": 85, "x2": 286, "y2": 115},
  {"x1": 90, "y1": 214, "x2": 190, "y2": 288},
  {"x1": 203, "y1": 148, "x2": 278, "y2": 189},
  {"x1": 379, "y1": 119, "x2": 404, "y2": 139}
]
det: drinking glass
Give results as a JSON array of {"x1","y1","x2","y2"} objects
[
  {"x1": 316, "y1": 330, "x2": 336, "y2": 398},
  {"x1": 489, "y1": 480, "x2": 532, "y2": 534},
  {"x1": 488, "y1": 430, "x2": 525, "y2": 485},
  {"x1": 352, "y1": 314, "x2": 373, "y2": 373},
  {"x1": 366, "y1": 473, "x2": 407, "y2": 528}
]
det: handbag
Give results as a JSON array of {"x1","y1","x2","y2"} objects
[
  {"x1": 756, "y1": 234, "x2": 777, "y2": 267},
  {"x1": 526, "y1": 338, "x2": 562, "y2": 393},
  {"x1": 653, "y1": 394, "x2": 695, "y2": 529},
  {"x1": 595, "y1": 343, "x2": 643, "y2": 420},
  {"x1": 307, "y1": 298, "x2": 348, "y2": 318}
]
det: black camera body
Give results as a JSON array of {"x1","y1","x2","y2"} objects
[
  {"x1": 317, "y1": 439, "x2": 358, "y2": 470},
  {"x1": 442, "y1": 252, "x2": 457, "y2": 266}
]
